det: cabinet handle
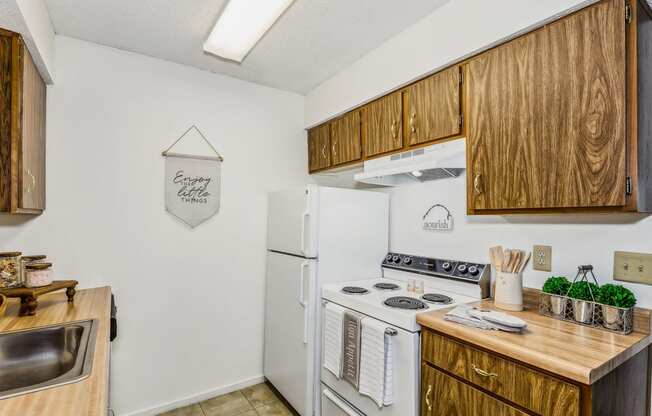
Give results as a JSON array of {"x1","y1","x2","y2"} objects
[
  {"x1": 425, "y1": 384, "x2": 433, "y2": 411},
  {"x1": 332, "y1": 140, "x2": 337, "y2": 157},
  {"x1": 472, "y1": 363, "x2": 498, "y2": 378},
  {"x1": 321, "y1": 145, "x2": 327, "y2": 159},
  {"x1": 390, "y1": 120, "x2": 398, "y2": 140},
  {"x1": 25, "y1": 169, "x2": 36, "y2": 194},
  {"x1": 410, "y1": 112, "x2": 417, "y2": 133},
  {"x1": 473, "y1": 173, "x2": 484, "y2": 195}
]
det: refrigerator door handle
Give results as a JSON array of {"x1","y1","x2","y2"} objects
[
  {"x1": 300, "y1": 210, "x2": 309, "y2": 256},
  {"x1": 322, "y1": 389, "x2": 361, "y2": 416},
  {"x1": 299, "y1": 261, "x2": 310, "y2": 344},
  {"x1": 299, "y1": 261, "x2": 309, "y2": 307}
]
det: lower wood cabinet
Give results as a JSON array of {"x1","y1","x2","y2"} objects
[
  {"x1": 421, "y1": 329, "x2": 648, "y2": 416},
  {"x1": 422, "y1": 364, "x2": 527, "y2": 416},
  {"x1": 0, "y1": 28, "x2": 46, "y2": 214}
]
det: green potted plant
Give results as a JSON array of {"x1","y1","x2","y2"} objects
[
  {"x1": 567, "y1": 281, "x2": 600, "y2": 324},
  {"x1": 597, "y1": 284, "x2": 636, "y2": 330},
  {"x1": 542, "y1": 276, "x2": 570, "y2": 316}
]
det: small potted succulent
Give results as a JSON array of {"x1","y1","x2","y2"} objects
[
  {"x1": 542, "y1": 276, "x2": 570, "y2": 316},
  {"x1": 597, "y1": 284, "x2": 636, "y2": 330},
  {"x1": 567, "y1": 281, "x2": 600, "y2": 324}
]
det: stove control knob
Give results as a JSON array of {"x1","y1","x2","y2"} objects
[
  {"x1": 392, "y1": 255, "x2": 401, "y2": 263},
  {"x1": 403, "y1": 257, "x2": 412, "y2": 265},
  {"x1": 385, "y1": 254, "x2": 393, "y2": 262},
  {"x1": 442, "y1": 262, "x2": 452, "y2": 272},
  {"x1": 468, "y1": 265, "x2": 479, "y2": 276},
  {"x1": 457, "y1": 264, "x2": 468, "y2": 274}
]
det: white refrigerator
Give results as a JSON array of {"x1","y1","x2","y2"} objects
[{"x1": 264, "y1": 185, "x2": 388, "y2": 416}]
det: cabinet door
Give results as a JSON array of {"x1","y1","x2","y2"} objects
[
  {"x1": 407, "y1": 66, "x2": 461, "y2": 146},
  {"x1": 0, "y1": 31, "x2": 13, "y2": 212},
  {"x1": 467, "y1": 0, "x2": 626, "y2": 211},
  {"x1": 19, "y1": 44, "x2": 46, "y2": 210},
  {"x1": 307, "y1": 124, "x2": 331, "y2": 172},
  {"x1": 330, "y1": 111, "x2": 361, "y2": 166},
  {"x1": 362, "y1": 91, "x2": 402, "y2": 157},
  {"x1": 421, "y1": 364, "x2": 527, "y2": 416}
]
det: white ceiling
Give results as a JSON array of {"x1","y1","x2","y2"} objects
[{"x1": 44, "y1": 0, "x2": 449, "y2": 94}]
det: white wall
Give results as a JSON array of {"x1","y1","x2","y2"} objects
[
  {"x1": 386, "y1": 176, "x2": 652, "y2": 308},
  {"x1": 0, "y1": 36, "x2": 309, "y2": 415},
  {"x1": 305, "y1": 0, "x2": 594, "y2": 126}
]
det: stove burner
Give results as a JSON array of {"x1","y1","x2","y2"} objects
[
  {"x1": 373, "y1": 282, "x2": 400, "y2": 291},
  {"x1": 341, "y1": 286, "x2": 369, "y2": 295},
  {"x1": 384, "y1": 296, "x2": 428, "y2": 310},
  {"x1": 422, "y1": 293, "x2": 454, "y2": 304}
]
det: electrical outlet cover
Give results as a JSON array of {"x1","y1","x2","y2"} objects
[{"x1": 533, "y1": 245, "x2": 552, "y2": 272}]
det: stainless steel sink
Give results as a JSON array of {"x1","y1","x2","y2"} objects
[{"x1": 0, "y1": 319, "x2": 98, "y2": 399}]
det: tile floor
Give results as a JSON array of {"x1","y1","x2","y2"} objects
[{"x1": 159, "y1": 383, "x2": 294, "y2": 416}]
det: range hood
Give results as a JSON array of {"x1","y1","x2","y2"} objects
[{"x1": 354, "y1": 139, "x2": 465, "y2": 186}]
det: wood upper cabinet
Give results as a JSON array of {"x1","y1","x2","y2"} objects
[
  {"x1": 0, "y1": 29, "x2": 46, "y2": 214},
  {"x1": 330, "y1": 110, "x2": 361, "y2": 166},
  {"x1": 406, "y1": 66, "x2": 462, "y2": 146},
  {"x1": 307, "y1": 123, "x2": 331, "y2": 172},
  {"x1": 362, "y1": 91, "x2": 403, "y2": 157},
  {"x1": 467, "y1": 0, "x2": 627, "y2": 211}
]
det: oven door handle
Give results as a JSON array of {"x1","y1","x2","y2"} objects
[{"x1": 322, "y1": 389, "x2": 361, "y2": 416}]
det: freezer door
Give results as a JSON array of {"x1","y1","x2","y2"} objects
[
  {"x1": 264, "y1": 251, "x2": 317, "y2": 416},
  {"x1": 267, "y1": 186, "x2": 318, "y2": 258}
]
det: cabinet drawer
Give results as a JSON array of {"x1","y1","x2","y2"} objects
[
  {"x1": 422, "y1": 363, "x2": 527, "y2": 416},
  {"x1": 422, "y1": 330, "x2": 580, "y2": 416}
]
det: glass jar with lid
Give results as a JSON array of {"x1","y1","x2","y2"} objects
[
  {"x1": 0, "y1": 252, "x2": 23, "y2": 288},
  {"x1": 19, "y1": 255, "x2": 47, "y2": 287},
  {"x1": 25, "y1": 262, "x2": 53, "y2": 288}
]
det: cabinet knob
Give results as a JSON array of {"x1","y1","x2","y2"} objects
[
  {"x1": 425, "y1": 384, "x2": 433, "y2": 411},
  {"x1": 473, "y1": 173, "x2": 484, "y2": 195}
]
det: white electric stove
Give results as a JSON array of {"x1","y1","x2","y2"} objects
[{"x1": 319, "y1": 252, "x2": 490, "y2": 416}]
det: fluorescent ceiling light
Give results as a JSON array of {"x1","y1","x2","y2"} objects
[{"x1": 204, "y1": 0, "x2": 294, "y2": 63}]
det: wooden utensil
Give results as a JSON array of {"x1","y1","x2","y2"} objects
[
  {"x1": 502, "y1": 249, "x2": 512, "y2": 272},
  {"x1": 519, "y1": 252, "x2": 531, "y2": 273},
  {"x1": 490, "y1": 246, "x2": 503, "y2": 272}
]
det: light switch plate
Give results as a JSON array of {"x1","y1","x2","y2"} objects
[
  {"x1": 533, "y1": 245, "x2": 552, "y2": 272},
  {"x1": 614, "y1": 251, "x2": 652, "y2": 285}
]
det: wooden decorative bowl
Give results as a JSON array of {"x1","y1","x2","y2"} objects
[{"x1": 0, "y1": 294, "x2": 6, "y2": 318}]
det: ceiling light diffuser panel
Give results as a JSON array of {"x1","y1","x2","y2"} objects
[{"x1": 204, "y1": 0, "x2": 295, "y2": 63}]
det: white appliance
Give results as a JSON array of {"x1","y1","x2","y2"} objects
[
  {"x1": 354, "y1": 139, "x2": 465, "y2": 186},
  {"x1": 264, "y1": 185, "x2": 389, "y2": 416},
  {"x1": 320, "y1": 252, "x2": 490, "y2": 416}
]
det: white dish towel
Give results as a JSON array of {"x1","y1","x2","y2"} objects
[
  {"x1": 324, "y1": 303, "x2": 345, "y2": 378},
  {"x1": 358, "y1": 317, "x2": 393, "y2": 408}
]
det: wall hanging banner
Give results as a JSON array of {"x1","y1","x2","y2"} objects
[{"x1": 162, "y1": 126, "x2": 223, "y2": 228}]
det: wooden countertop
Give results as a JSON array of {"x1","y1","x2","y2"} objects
[
  {"x1": 0, "y1": 287, "x2": 111, "y2": 416},
  {"x1": 416, "y1": 299, "x2": 652, "y2": 385}
]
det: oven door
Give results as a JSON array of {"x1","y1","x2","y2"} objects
[{"x1": 320, "y1": 301, "x2": 420, "y2": 416}]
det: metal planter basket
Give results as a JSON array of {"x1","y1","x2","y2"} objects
[
  {"x1": 539, "y1": 293, "x2": 634, "y2": 334},
  {"x1": 538, "y1": 265, "x2": 634, "y2": 335}
]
